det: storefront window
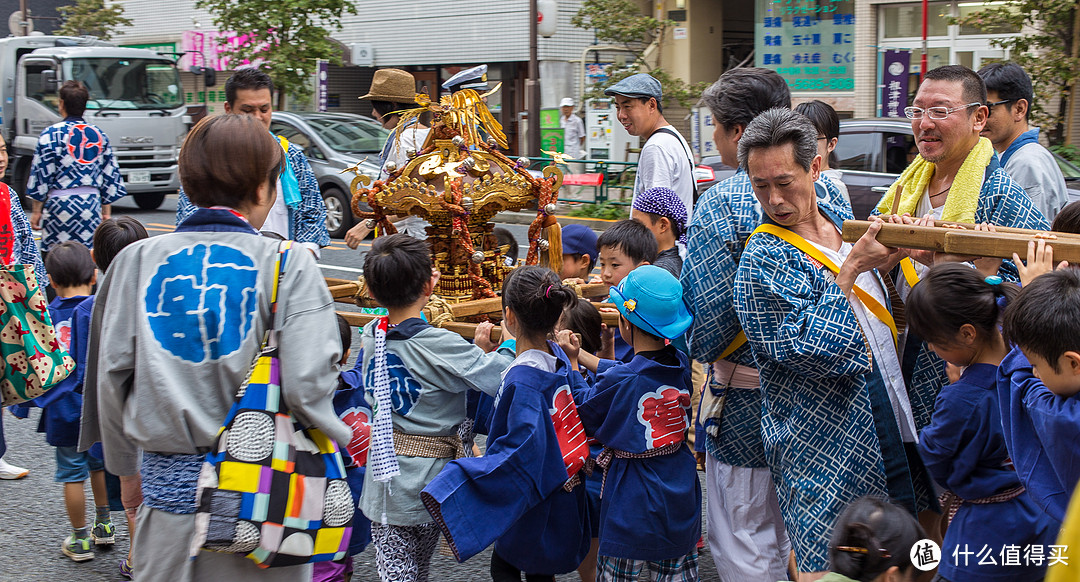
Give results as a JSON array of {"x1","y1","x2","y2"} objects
[
  {"x1": 958, "y1": 1, "x2": 1021, "y2": 35},
  {"x1": 881, "y1": 2, "x2": 951, "y2": 38}
]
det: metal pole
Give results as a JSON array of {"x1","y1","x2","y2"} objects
[
  {"x1": 528, "y1": 0, "x2": 541, "y2": 157},
  {"x1": 1065, "y1": 5, "x2": 1080, "y2": 145},
  {"x1": 19, "y1": 0, "x2": 28, "y2": 36},
  {"x1": 920, "y1": 0, "x2": 928, "y2": 83}
]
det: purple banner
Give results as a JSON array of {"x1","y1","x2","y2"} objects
[
  {"x1": 317, "y1": 60, "x2": 329, "y2": 112},
  {"x1": 881, "y1": 50, "x2": 910, "y2": 118}
]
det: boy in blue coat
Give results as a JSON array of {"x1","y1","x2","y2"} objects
[
  {"x1": 1000, "y1": 268, "x2": 1080, "y2": 523},
  {"x1": 558, "y1": 265, "x2": 701, "y2": 581},
  {"x1": 13, "y1": 241, "x2": 112, "y2": 562}
]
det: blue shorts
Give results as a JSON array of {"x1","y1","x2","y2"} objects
[{"x1": 55, "y1": 445, "x2": 105, "y2": 483}]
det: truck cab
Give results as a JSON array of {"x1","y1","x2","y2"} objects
[{"x1": 1, "y1": 36, "x2": 188, "y2": 209}]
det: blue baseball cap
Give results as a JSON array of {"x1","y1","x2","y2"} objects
[
  {"x1": 609, "y1": 265, "x2": 692, "y2": 340},
  {"x1": 561, "y1": 224, "x2": 598, "y2": 264},
  {"x1": 604, "y1": 73, "x2": 663, "y2": 101}
]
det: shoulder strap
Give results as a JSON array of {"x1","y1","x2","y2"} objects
[
  {"x1": 276, "y1": 135, "x2": 290, "y2": 152},
  {"x1": 651, "y1": 127, "x2": 695, "y2": 173},
  {"x1": 266, "y1": 240, "x2": 292, "y2": 337},
  {"x1": 749, "y1": 223, "x2": 898, "y2": 345}
]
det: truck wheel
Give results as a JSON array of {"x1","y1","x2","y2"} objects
[
  {"x1": 323, "y1": 186, "x2": 353, "y2": 239},
  {"x1": 134, "y1": 192, "x2": 166, "y2": 210}
]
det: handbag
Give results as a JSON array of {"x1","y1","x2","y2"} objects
[
  {"x1": 190, "y1": 240, "x2": 355, "y2": 568},
  {"x1": 0, "y1": 261, "x2": 75, "y2": 406}
]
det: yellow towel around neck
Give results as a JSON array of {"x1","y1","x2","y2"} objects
[{"x1": 875, "y1": 136, "x2": 995, "y2": 223}]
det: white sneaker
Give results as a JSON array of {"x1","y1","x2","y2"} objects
[{"x1": 0, "y1": 457, "x2": 29, "y2": 479}]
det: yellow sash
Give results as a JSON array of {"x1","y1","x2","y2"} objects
[
  {"x1": 900, "y1": 257, "x2": 921, "y2": 288},
  {"x1": 750, "y1": 223, "x2": 899, "y2": 345}
]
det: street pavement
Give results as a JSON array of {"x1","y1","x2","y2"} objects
[{"x1": 0, "y1": 195, "x2": 721, "y2": 581}]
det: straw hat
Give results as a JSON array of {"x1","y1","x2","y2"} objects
[{"x1": 359, "y1": 68, "x2": 416, "y2": 103}]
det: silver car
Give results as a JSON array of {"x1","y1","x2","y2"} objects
[{"x1": 270, "y1": 112, "x2": 388, "y2": 238}]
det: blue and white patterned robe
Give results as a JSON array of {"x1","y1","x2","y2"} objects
[
  {"x1": 681, "y1": 170, "x2": 854, "y2": 468},
  {"x1": 876, "y1": 159, "x2": 1051, "y2": 435},
  {"x1": 2, "y1": 185, "x2": 47, "y2": 279},
  {"x1": 176, "y1": 141, "x2": 329, "y2": 248},
  {"x1": 26, "y1": 117, "x2": 126, "y2": 250},
  {"x1": 734, "y1": 201, "x2": 926, "y2": 572}
]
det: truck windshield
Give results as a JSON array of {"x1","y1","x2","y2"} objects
[{"x1": 64, "y1": 58, "x2": 184, "y2": 110}]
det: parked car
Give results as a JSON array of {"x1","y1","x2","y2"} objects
[
  {"x1": 836, "y1": 117, "x2": 1080, "y2": 221},
  {"x1": 269, "y1": 112, "x2": 388, "y2": 238},
  {"x1": 694, "y1": 155, "x2": 738, "y2": 199}
]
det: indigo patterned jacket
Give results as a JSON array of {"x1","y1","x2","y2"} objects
[
  {"x1": 878, "y1": 160, "x2": 1050, "y2": 435},
  {"x1": 681, "y1": 170, "x2": 853, "y2": 468},
  {"x1": 176, "y1": 141, "x2": 329, "y2": 248},
  {"x1": 734, "y1": 200, "x2": 922, "y2": 572}
]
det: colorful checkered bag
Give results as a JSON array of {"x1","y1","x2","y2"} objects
[
  {"x1": 190, "y1": 241, "x2": 354, "y2": 568},
  {"x1": 0, "y1": 262, "x2": 75, "y2": 406}
]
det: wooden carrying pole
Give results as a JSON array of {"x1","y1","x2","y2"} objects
[
  {"x1": 842, "y1": 220, "x2": 1080, "y2": 263},
  {"x1": 338, "y1": 308, "x2": 620, "y2": 341}
]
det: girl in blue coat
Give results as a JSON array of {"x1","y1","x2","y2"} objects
[
  {"x1": 422, "y1": 266, "x2": 592, "y2": 580},
  {"x1": 907, "y1": 263, "x2": 1057, "y2": 582}
]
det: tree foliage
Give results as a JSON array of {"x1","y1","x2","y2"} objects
[
  {"x1": 572, "y1": 0, "x2": 708, "y2": 109},
  {"x1": 954, "y1": 0, "x2": 1079, "y2": 145},
  {"x1": 57, "y1": 0, "x2": 133, "y2": 40},
  {"x1": 195, "y1": 0, "x2": 357, "y2": 108}
]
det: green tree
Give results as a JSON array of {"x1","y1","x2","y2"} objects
[
  {"x1": 954, "y1": 0, "x2": 1079, "y2": 145},
  {"x1": 195, "y1": 0, "x2": 357, "y2": 109},
  {"x1": 57, "y1": 0, "x2": 133, "y2": 40},
  {"x1": 572, "y1": 0, "x2": 708, "y2": 109}
]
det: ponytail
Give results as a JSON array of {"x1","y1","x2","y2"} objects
[
  {"x1": 502, "y1": 265, "x2": 577, "y2": 338},
  {"x1": 907, "y1": 263, "x2": 1017, "y2": 345}
]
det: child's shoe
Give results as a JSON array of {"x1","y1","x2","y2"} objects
[
  {"x1": 91, "y1": 521, "x2": 115, "y2": 546},
  {"x1": 0, "y1": 457, "x2": 28, "y2": 479},
  {"x1": 119, "y1": 558, "x2": 134, "y2": 579},
  {"x1": 62, "y1": 534, "x2": 94, "y2": 562}
]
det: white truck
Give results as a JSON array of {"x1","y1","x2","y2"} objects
[{"x1": 0, "y1": 35, "x2": 190, "y2": 209}]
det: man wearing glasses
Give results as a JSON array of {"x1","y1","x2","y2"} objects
[
  {"x1": 875, "y1": 64, "x2": 1048, "y2": 246},
  {"x1": 871, "y1": 66, "x2": 1049, "y2": 531},
  {"x1": 978, "y1": 62, "x2": 1068, "y2": 221}
]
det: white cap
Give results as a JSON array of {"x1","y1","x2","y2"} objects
[{"x1": 560, "y1": 97, "x2": 575, "y2": 108}]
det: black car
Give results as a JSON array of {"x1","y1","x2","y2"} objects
[{"x1": 836, "y1": 118, "x2": 1080, "y2": 220}]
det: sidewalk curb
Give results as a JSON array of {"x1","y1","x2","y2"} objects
[{"x1": 494, "y1": 211, "x2": 617, "y2": 231}]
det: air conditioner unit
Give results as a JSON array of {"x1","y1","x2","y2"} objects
[{"x1": 351, "y1": 43, "x2": 374, "y2": 67}]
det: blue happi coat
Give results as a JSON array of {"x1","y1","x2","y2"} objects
[
  {"x1": 997, "y1": 345, "x2": 1080, "y2": 524},
  {"x1": 175, "y1": 141, "x2": 329, "y2": 248},
  {"x1": 681, "y1": 170, "x2": 853, "y2": 468},
  {"x1": 26, "y1": 117, "x2": 126, "y2": 250},
  {"x1": 734, "y1": 200, "x2": 927, "y2": 572},
  {"x1": 422, "y1": 343, "x2": 590, "y2": 574},
  {"x1": 919, "y1": 363, "x2": 1057, "y2": 581},
  {"x1": 332, "y1": 354, "x2": 373, "y2": 556},
  {"x1": 878, "y1": 159, "x2": 1050, "y2": 436},
  {"x1": 576, "y1": 346, "x2": 701, "y2": 562}
]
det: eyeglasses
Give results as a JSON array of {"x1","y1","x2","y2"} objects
[
  {"x1": 985, "y1": 99, "x2": 1016, "y2": 111},
  {"x1": 904, "y1": 102, "x2": 983, "y2": 120}
]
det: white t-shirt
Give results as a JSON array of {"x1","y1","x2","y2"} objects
[
  {"x1": 632, "y1": 125, "x2": 695, "y2": 220},
  {"x1": 809, "y1": 238, "x2": 918, "y2": 443},
  {"x1": 561, "y1": 114, "x2": 586, "y2": 159}
]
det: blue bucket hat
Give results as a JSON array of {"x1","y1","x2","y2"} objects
[
  {"x1": 609, "y1": 265, "x2": 692, "y2": 340},
  {"x1": 561, "y1": 224, "x2": 598, "y2": 264},
  {"x1": 604, "y1": 73, "x2": 663, "y2": 101}
]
